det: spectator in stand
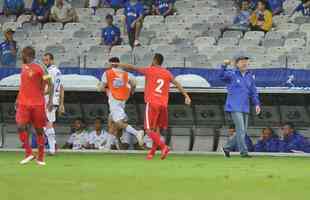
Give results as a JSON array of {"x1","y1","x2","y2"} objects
[
  {"x1": 46, "y1": 0, "x2": 55, "y2": 8},
  {"x1": 31, "y1": 0, "x2": 51, "y2": 24},
  {"x1": 0, "y1": 29, "x2": 17, "y2": 67},
  {"x1": 123, "y1": 0, "x2": 144, "y2": 48},
  {"x1": 101, "y1": 14, "x2": 122, "y2": 50},
  {"x1": 290, "y1": 0, "x2": 310, "y2": 18},
  {"x1": 140, "y1": 0, "x2": 154, "y2": 15},
  {"x1": 233, "y1": 0, "x2": 251, "y2": 31},
  {"x1": 50, "y1": 0, "x2": 79, "y2": 24},
  {"x1": 279, "y1": 122, "x2": 310, "y2": 153},
  {"x1": 224, "y1": 124, "x2": 255, "y2": 152},
  {"x1": 250, "y1": 0, "x2": 273, "y2": 32},
  {"x1": 63, "y1": 118, "x2": 90, "y2": 150},
  {"x1": 3, "y1": 0, "x2": 25, "y2": 17},
  {"x1": 154, "y1": 0, "x2": 173, "y2": 17},
  {"x1": 254, "y1": 127, "x2": 280, "y2": 152},
  {"x1": 266, "y1": 0, "x2": 284, "y2": 15}
]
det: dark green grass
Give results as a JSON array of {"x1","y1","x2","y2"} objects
[{"x1": 0, "y1": 152, "x2": 310, "y2": 200}]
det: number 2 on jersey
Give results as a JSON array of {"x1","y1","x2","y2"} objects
[{"x1": 155, "y1": 79, "x2": 164, "y2": 93}]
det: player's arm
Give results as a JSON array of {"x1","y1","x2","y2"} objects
[
  {"x1": 112, "y1": 63, "x2": 140, "y2": 72},
  {"x1": 171, "y1": 79, "x2": 191, "y2": 105},
  {"x1": 59, "y1": 84, "x2": 65, "y2": 115},
  {"x1": 128, "y1": 76, "x2": 136, "y2": 95},
  {"x1": 42, "y1": 66, "x2": 54, "y2": 112}
]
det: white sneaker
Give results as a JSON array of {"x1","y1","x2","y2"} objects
[
  {"x1": 136, "y1": 130, "x2": 145, "y2": 147},
  {"x1": 134, "y1": 40, "x2": 141, "y2": 46},
  {"x1": 36, "y1": 160, "x2": 46, "y2": 166},
  {"x1": 20, "y1": 155, "x2": 35, "y2": 165}
]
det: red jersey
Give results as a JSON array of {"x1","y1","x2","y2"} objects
[
  {"x1": 138, "y1": 66, "x2": 174, "y2": 106},
  {"x1": 17, "y1": 63, "x2": 46, "y2": 106}
]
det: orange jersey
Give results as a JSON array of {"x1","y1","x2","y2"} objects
[
  {"x1": 17, "y1": 63, "x2": 46, "y2": 106},
  {"x1": 106, "y1": 68, "x2": 130, "y2": 101},
  {"x1": 138, "y1": 66, "x2": 174, "y2": 106}
]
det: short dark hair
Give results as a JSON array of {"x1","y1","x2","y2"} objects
[
  {"x1": 22, "y1": 46, "x2": 35, "y2": 59},
  {"x1": 229, "y1": 124, "x2": 235, "y2": 129},
  {"x1": 258, "y1": 0, "x2": 267, "y2": 7},
  {"x1": 106, "y1": 14, "x2": 113, "y2": 20},
  {"x1": 109, "y1": 57, "x2": 120, "y2": 63},
  {"x1": 283, "y1": 122, "x2": 295, "y2": 130},
  {"x1": 74, "y1": 117, "x2": 85, "y2": 124},
  {"x1": 44, "y1": 53, "x2": 54, "y2": 60},
  {"x1": 153, "y1": 53, "x2": 164, "y2": 65}
]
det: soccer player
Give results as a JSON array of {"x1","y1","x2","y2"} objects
[
  {"x1": 111, "y1": 53, "x2": 191, "y2": 160},
  {"x1": 42, "y1": 53, "x2": 65, "y2": 155},
  {"x1": 98, "y1": 57, "x2": 144, "y2": 147},
  {"x1": 16, "y1": 46, "x2": 53, "y2": 166}
]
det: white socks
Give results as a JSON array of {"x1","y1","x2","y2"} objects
[{"x1": 45, "y1": 128, "x2": 56, "y2": 154}]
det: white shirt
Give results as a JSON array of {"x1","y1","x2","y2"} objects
[
  {"x1": 101, "y1": 68, "x2": 135, "y2": 105},
  {"x1": 67, "y1": 130, "x2": 89, "y2": 150},
  {"x1": 88, "y1": 129, "x2": 109, "y2": 149},
  {"x1": 45, "y1": 65, "x2": 62, "y2": 106},
  {"x1": 51, "y1": 2, "x2": 72, "y2": 20}
]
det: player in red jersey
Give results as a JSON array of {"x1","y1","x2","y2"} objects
[
  {"x1": 112, "y1": 53, "x2": 191, "y2": 160},
  {"x1": 16, "y1": 46, "x2": 53, "y2": 166}
]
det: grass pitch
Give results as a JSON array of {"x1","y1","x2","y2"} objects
[{"x1": 0, "y1": 152, "x2": 310, "y2": 200}]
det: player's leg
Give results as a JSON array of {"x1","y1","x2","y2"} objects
[
  {"x1": 16, "y1": 104, "x2": 34, "y2": 164},
  {"x1": 134, "y1": 20, "x2": 142, "y2": 46},
  {"x1": 111, "y1": 104, "x2": 144, "y2": 146},
  {"x1": 45, "y1": 107, "x2": 57, "y2": 155},
  {"x1": 158, "y1": 105, "x2": 170, "y2": 160},
  {"x1": 231, "y1": 112, "x2": 249, "y2": 157},
  {"x1": 32, "y1": 105, "x2": 48, "y2": 165}
]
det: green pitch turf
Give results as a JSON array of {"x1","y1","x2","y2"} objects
[{"x1": 0, "y1": 152, "x2": 310, "y2": 200}]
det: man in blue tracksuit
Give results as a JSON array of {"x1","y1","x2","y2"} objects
[
  {"x1": 220, "y1": 53, "x2": 261, "y2": 158},
  {"x1": 279, "y1": 122, "x2": 310, "y2": 153},
  {"x1": 254, "y1": 127, "x2": 280, "y2": 152}
]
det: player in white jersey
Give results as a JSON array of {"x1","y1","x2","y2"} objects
[
  {"x1": 42, "y1": 53, "x2": 65, "y2": 155},
  {"x1": 98, "y1": 57, "x2": 144, "y2": 146}
]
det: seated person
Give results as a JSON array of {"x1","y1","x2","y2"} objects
[
  {"x1": 153, "y1": 0, "x2": 173, "y2": 17},
  {"x1": 123, "y1": 0, "x2": 144, "y2": 48},
  {"x1": 279, "y1": 122, "x2": 310, "y2": 153},
  {"x1": 50, "y1": 0, "x2": 79, "y2": 24},
  {"x1": 63, "y1": 118, "x2": 90, "y2": 150},
  {"x1": 250, "y1": 0, "x2": 272, "y2": 32},
  {"x1": 0, "y1": 29, "x2": 17, "y2": 67},
  {"x1": 290, "y1": 0, "x2": 310, "y2": 18},
  {"x1": 224, "y1": 124, "x2": 254, "y2": 152},
  {"x1": 254, "y1": 127, "x2": 280, "y2": 152},
  {"x1": 3, "y1": 0, "x2": 25, "y2": 17},
  {"x1": 101, "y1": 14, "x2": 122, "y2": 49},
  {"x1": 233, "y1": 0, "x2": 251, "y2": 30},
  {"x1": 87, "y1": 117, "x2": 112, "y2": 149},
  {"x1": 31, "y1": 0, "x2": 51, "y2": 24}
]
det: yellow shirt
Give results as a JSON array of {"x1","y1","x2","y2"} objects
[{"x1": 250, "y1": 10, "x2": 273, "y2": 32}]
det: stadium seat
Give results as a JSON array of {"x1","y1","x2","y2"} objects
[
  {"x1": 1, "y1": 103, "x2": 16, "y2": 123},
  {"x1": 194, "y1": 105, "x2": 224, "y2": 126},
  {"x1": 192, "y1": 128, "x2": 215, "y2": 151},
  {"x1": 43, "y1": 22, "x2": 63, "y2": 30},
  {"x1": 252, "y1": 106, "x2": 281, "y2": 126},
  {"x1": 23, "y1": 22, "x2": 41, "y2": 32},
  {"x1": 284, "y1": 38, "x2": 306, "y2": 49},
  {"x1": 58, "y1": 104, "x2": 83, "y2": 124},
  {"x1": 169, "y1": 127, "x2": 193, "y2": 151},
  {"x1": 45, "y1": 45, "x2": 66, "y2": 54},
  {"x1": 83, "y1": 104, "x2": 109, "y2": 123},
  {"x1": 263, "y1": 39, "x2": 284, "y2": 48},
  {"x1": 125, "y1": 104, "x2": 139, "y2": 125},
  {"x1": 280, "y1": 106, "x2": 310, "y2": 126},
  {"x1": 239, "y1": 39, "x2": 261, "y2": 48},
  {"x1": 223, "y1": 30, "x2": 243, "y2": 39},
  {"x1": 169, "y1": 105, "x2": 194, "y2": 127}
]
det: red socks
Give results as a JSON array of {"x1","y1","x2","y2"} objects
[
  {"x1": 19, "y1": 131, "x2": 32, "y2": 157},
  {"x1": 148, "y1": 131, "x2": 166, "y2": 150},
  {"x1": 36, "y1": 134, "x2": 45, "y2": 162}
]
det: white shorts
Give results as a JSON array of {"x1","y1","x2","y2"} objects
[
  {"x1": 46, "y1": 106, "x2": 58, "y2": 123},
  {"x1": 109, "y1": 100, "x2": 127, "y2": 122},
  {"x1": 120, "y1": 131, "x2": 137, "y2": 144}
]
